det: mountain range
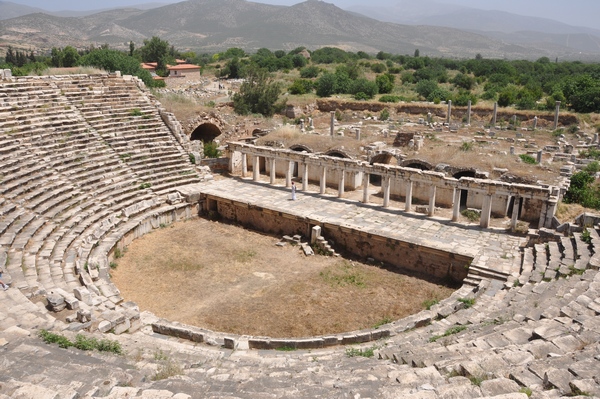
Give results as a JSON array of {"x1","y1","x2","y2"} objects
[{"x1": 1, "y1": 0, "x2": 599, "y2": 60}]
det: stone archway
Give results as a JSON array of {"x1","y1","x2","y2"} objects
[
  {"x1": 324, "y1": 149, "x2": 353, "y2": 159},
  {"x1": 290, "y1": 144, "x2": 313, "y2": 153},
  {"x1": 400, "y1": 159, "x2": 433, "y2": 171},
  {"x1": 453, "y1": 170, "x2": 477, "y2": 208},
  {"x1": 190, "y1": 123, "x2": 222, "y2": 143},
  {"x1": 369, "y1": 152, "x2": 397, "y2": 185}
]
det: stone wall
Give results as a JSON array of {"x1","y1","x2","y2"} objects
[
  {"x1": 202, "y1": 196, "x2": 471, "y2": 283},
  {"x1": 315, "y1": 100, "x2": 578, "y2": 125}
]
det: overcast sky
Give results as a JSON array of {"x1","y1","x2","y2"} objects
[{"x1": 8, "y1": 0, "x2": 600, "y2": 30}]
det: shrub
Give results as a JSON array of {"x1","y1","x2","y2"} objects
[
  {"x1": 350, "y1": 78, "x2": 379, "y2": 99},
  {"x1": 189, "y1": 153, "x2": 196, "y2": 164},
  {"x1": 461, "y1": 209, "x2": 480, "y2": 222},
  {"x1": 299, "y1": 65, "x2": 320, "y2": 78},
  {"x1": 288, "y1": 79, "x2": 313, "y2": 95},
  {"x1": 458, "y1": 298, "x2": 475, "y2": 308},
  {"x1": 380, "y1": 108, "x2": 390, "y2": 121},
  {"x1": 354, "y1": 92, "x2": 369, "y2": 100},
  {"x1": 460, "y1": 142, "x2": 473, "y2": 151},
  {"x1": 375, "y1": 73, "x2": 395, "y2": 94},
  {"x1": 315, "y1": 72, "x2": 336, "y2": 97},
  {"x1": 370, "y1": 63, "x2": 386, "y2": 73},
  {"x1": 379, "y1": 95, "x2": 400, "y2": 103},
  {"x1": 39, "y1": 330, "x2": 122, "y2": 354},
  {"x1": 564, "y1": 167, "x2": 600, "y2": 209},
  {"x1": 422, "y1": 298, "x2": 439, "y2": 310},
  {"x1": 519, "y1": 154, "x2": 537, "y2": 164},
  {"x1": 345, "y1": 346, "x2": 375, "y2": 357},
  {"x1": 203, "y1": 141, "x2": 221, "y2": 158}
]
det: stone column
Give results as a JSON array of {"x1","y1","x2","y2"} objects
[
  {"x1": 537, "y1": 150, "x2": 543, "y2": 164},
  {"x1": 452, "y1": 188, "x2": 462, "y2": 222},
  {"x1": 285, "y1": 161, "x2": 293, "y2": 188},
  {"x1": 446, "y1": 100, "x2": 452, "y2": 124},
  {"x1": 405, "y1": 180, "x2": 413, "y2": 212},
  {"x1": 241, "y1": 153, "x2": 248, "y2": 178},
  {"x1": 382, "y1": 176, "x2": 391, "y2": 208},
  {"x1": 311, "y1": 225, "x2": 322, "y2": 244},
  {"x1": 594, "y1": 133, "x2": 599, "y2": 144},
  {"x1": 492, "y1": 102, "x2": 498, "y2": 126},
  {"x1": 510, "y1": 146, "x2": 515, "y2": 155},
  {"x1": 427, "y1": 112, "x2": 432, "y2": 124},
  {"x1": 252, "y1": 155, "x2": 260, "y2": 181},
  {"x1": 428, "y1": 185, "x2": 437, "y2": 216},
  {"x1": 466, "y1": 100, "x2": 471, "y2": 126},
  {"x1": 480, "y1": 194, "x2": 493, "y2": 228},
  {"x1": 269, "y1": 158, "x2": 276, "y2": 184},
  {"x1": 309, "y1": 117, "x2": 314, "y2": 130},
  {"x1": 554, "y1": 101, "x2": 561, "y2": 130},
  {"x1": 320, "y1": 166, "x2": 327, "y2": 194},
  {"x1": 362, "y1": 173, "x2": 370, "y2": 203},
  {"x1": 510, "y1": 196, "x2": 520, "y2": 231},
  {"x1": 300, "y1": 119, "x2": 305, "y2": 131},
  {"x1": 355, "y1": 128, "x2": 360, "y2": 140},
  {"x1": 330, "y1": 111, "x2": 335, "y2": 137},
  {"x1": 338, "y1": 171, "x2": 345, "y2": 198},
  {"x1": 302, "y1": 163, "x2": 309, "y2": 191},
  {"x1": 533, "y1": 116, "x2": 538, "y2": 130}
]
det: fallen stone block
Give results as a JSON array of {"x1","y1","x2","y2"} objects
[{"x1": 47, "y1": 294, "x2": 66, "y2": 312}]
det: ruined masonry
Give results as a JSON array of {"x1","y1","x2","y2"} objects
[{"x1": 0, "y1": 74, "x2": 598, "y2": 398}]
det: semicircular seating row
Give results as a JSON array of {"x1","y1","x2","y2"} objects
[{"x1": 0, "y1": 74, "x2": 200, "y2": 331}]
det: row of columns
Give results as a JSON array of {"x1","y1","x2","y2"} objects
[{"x1": 241, "y1": 153, "x2": 523, "y2": 230}]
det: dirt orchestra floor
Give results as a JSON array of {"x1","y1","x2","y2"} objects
[{"x1": 111, "y1": 218, "x2": 455, "y2": 338}]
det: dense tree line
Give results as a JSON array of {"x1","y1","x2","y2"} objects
[
  {"x1": 213, "y1": 46, "x2": 600, "y2": 113},
  {"x1": 3, "y1": 39, "x2": 600, "y2": 113}
]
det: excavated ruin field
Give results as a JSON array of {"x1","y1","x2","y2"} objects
[{"x1": 111, "y1": 218, "x2": 455, "y2": 338}]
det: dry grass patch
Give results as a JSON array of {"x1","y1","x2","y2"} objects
[
  {"x1": 37, "y1": 67, "x2": 106, "y2": 76},
  {"x1": 111, "y1": 218, "x2": 454, "y2": 338}
]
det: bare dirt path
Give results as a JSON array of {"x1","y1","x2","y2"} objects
[{"x1": 111, "y1": 218, "x2": 455, "y2": 338}]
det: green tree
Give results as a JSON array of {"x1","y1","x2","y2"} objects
[
  {"x1": 563, "y1": 165, "x2": 600, "y2": 209},
  {"x1": 62, "y1": 46, "x2": 80, "y2": 67},
  {"x1": 50, "y1": 47, "x2": 62, "y2": 67},
  {"x1": 140, "y1": 36, "x2": 172, "y2": 76},
  {"x1": 375, "y1": 73, "x2": 395, "y2": 94},
  {"x1": 452, "y1": 73, "x2": 475, "y2": 90},
  {"x1": 78, "y1": 48, "x2": 161, "y2": 87},
  {"x1": 415, "y1": 79, "x2": 438, "y2": 99},
  {"x1": 5, "y1": 46, "x2": 16, "y2": 65},
  {"x1": 315, "y1": 72, "x2": 336, "y2": 97},
  {"x1": 350, "y1": 78, "x2": 378, "y2": 99},
  {"x1": 232, "y1": 67, "x2": 285, "y2": 117}
]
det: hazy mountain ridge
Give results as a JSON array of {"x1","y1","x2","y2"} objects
[
  {"x1": 0, "y1": 0, "x2": 599, "y2": 60},
  {"x1": 0, "y1": 1, "x2": 46, "y2": 19},
  {"x1": 348, "y1": 1, "x2": 600, "y2": 54}
]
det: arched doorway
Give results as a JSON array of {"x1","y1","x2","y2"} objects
[
  {"x1": 290, "y1": 145, "x2": 313, "y2": 178},
  {"x1": 369, "y1": 153, "x2": 395, "y2": 185},
  {"x1": 453, "y1": 170, "x2": 476, "y2": 208},
  {"x1": 190, "y1": 123, "x2": 222, "y2": 143}
]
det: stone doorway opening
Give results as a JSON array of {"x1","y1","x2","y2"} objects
[{"x1": 190, "y1": 123, "x2": 222, "y2": 143}]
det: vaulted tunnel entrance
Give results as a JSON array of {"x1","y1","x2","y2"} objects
[{"x1": 190, "y1": 123, "x2": 222, "y2": 143}]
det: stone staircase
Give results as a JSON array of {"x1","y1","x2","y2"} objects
[
  {"x1": 0, "y1": 74, "x2": 200, "y2": 341},
  {"x1": 375, "y1": 227, "x2": 600, "y2": 398}
]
